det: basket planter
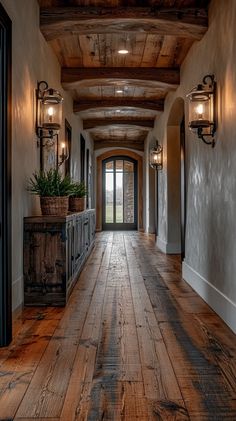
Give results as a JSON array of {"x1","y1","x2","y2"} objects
[
  {"x1": 40, "y1": 196, "x2": 69, "y2": 216},
  {"x1": 69, "y1": 197, "x2": 85, "y2": 212}
]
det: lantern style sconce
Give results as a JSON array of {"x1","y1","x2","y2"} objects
[
  {"x1": 36, "y1": 80, "x2": 63, "y2": 144},
  {"x1": 58, "y1": 142, "x2": 69, "y2": 167},
  {"x1": 150, "y1": 141, "x2": 163, "y2": 170},
  {"x1": 186, "y1": 74, "x2": 216, "y2": 147}
]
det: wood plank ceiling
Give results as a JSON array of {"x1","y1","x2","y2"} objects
[{"x1": 38, "y1": 0, "x2": 210, "y2": 151}]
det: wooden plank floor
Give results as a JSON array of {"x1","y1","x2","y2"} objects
[{"x1": 1, "y1": 231, "x2": 236, "y2": 420}]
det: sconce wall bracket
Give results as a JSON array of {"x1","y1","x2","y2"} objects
[{"x1": 35, "y1": 80, "x2": 63, "y2": 147}]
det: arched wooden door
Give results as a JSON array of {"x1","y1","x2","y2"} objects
[{"x1": 102, "y1": 156, "x2": 137, "y2": 230}]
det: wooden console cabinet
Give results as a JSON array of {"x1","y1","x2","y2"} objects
[{"x1": 23, "y1": 209, "x2": 95, "y2": 306}]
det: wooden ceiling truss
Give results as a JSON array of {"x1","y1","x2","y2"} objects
[{"x1": 38, "y1": 1, "x2": 209, "y2": 150}]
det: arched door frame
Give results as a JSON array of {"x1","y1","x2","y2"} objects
[{"x1": 96, "y1": 149, "x2": 143, "y2": 231}]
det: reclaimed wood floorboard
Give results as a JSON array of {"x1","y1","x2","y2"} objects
[{"x1": 0, "y1": 231, "x2": 236, "y2": 420}]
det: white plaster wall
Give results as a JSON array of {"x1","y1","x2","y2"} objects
[
  {"x1": 1, "y1": 0, "x2": 93, "y2": 311},
  {"x1": 151, "y1": 0, "x2": 236, "y2": 324}
]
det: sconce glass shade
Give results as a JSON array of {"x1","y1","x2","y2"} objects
[
  {"x1": 41, "y1": 88, "x2": 63, "y2": 131},
  {"x1": 188, "y1": 91, "x2": 212, "y2": 129},
  {"x1": 186, "y1": 75, "x2": 216, "y2": 146},
  {"x1": 150, "y1": 142, "x2": 163, "y2": 170}
]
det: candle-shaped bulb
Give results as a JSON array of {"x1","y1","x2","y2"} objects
[
  {"x1": 48, "y1": 106, "x2": 54, "y2": 122},
  {"x1": 196, "y1": 103, "x2": 204, "y2": 118}
]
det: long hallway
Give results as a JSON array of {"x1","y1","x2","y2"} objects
[{"x1": 0, "y1": 232, "x2": 236, "y2": 420}]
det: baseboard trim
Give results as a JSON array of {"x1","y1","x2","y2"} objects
[
  {"x1": 182, "y1": 261, "x2": 236, "y2": 334},
  {"x1": 156, "y1": 237, "x2": 181, "y2": 254}
]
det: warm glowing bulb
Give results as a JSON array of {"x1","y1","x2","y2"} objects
[
  {"x1": 116, "y1": 89, "x2": 123, "y2": 94},
  {"x1": 196, "y1": 104, "x2": 204, "y2": 115},
  {"x1": 118, "y1": 49, "x2": 129, "y2": 54},
  {"x1": 48, "y1": 107, "x2": 54, "y2": 116},
  {"x1": 61, "y1": 142, "x2": 65, "y2": 149}
]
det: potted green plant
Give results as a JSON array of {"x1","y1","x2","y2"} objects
[
  {"x1": 28, "y1": 168, "x2": 72, "y2": 216},
  {"x1": 69, "y1": 181, "x2": 87, "y2": 212}
]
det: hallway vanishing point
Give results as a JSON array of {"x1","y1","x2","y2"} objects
[{"x1": 0, "y1": 232, "x2": 236, "y2": 420}]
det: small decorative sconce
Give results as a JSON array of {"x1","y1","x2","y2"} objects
[
  {"x1": 36, "y1": 81, "x2": 63, "y2": 144},
  {"x1": 150, "y1": 140, "x2": 163, "y2": 170},
  {"x1": 58, "y1": 142, "x2": 69, "y2": 167},
  {"x1": 186, "y1": 74, "x2": 216, "y2": 147}
]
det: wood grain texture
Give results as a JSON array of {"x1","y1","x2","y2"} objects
[
  {"x1": 74, "y1": 98, "x2": 164, "y2": 112},
  {"x1": 0, "y1": 231, "x2": 235, "y2": 420},
  {"x1": 62, "y1": 67, "x2": 180, "y2": 88},
  {"x1": 94, "y1": 140, "x2": 144, "y2": 151},
  {"x1": 23, "y1": 210, "x2": 95, "y2": 306},
  {"x1": 39, "y1": 1, "x2": 209, "y2": 150},
  {"x1": 38, "y1": 0, "x2": 210, "y2": 7},
  {"x1": 83, "y1": 117, "x2": 155, "y2": 130},
  {"x1": 40, "y1": 6, "x2": 208, "y2": 41}
]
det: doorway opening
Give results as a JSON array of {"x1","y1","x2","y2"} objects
[
  {"x1": 102, "y1": 156, "x2": 137, "y2": 230},
  {"x1": 166, "y1": 97, "x2": 186, "y2": 257},
  {"x1": 0, "y1": 4, "x2": 12, "y2": 347}
]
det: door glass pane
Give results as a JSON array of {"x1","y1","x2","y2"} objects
[
  {"x1": 124, "y1": 160, "x2": 134, "y2": 172},
  {"x1": 105, "y1": 172, "x2": 114, "y2": 223},
  {"x1": 106, "y1": 161, "x2": 113, "y2": 171},
  {"x1": 103, "y1": 158, "x2": 136, "y2": 227},
  {"x1": 116, "y1": 160, "x2": 123, "y2": 172},
  {"x1": 116, "y1": 171, "x2": 123, "y2": 223},
  {"x1": 124, "y1": 171, "x2": 134, "y2": 223}
]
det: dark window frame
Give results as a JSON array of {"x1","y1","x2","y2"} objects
[
  {"x1": 64, "y1": 119, "x2": 72, "y2": 176},
  {"x1": 86, "y1": 148, "x2": 89, "y2": 208},
  {"x1": 80, "y1": 134, "x2": 85, "y2": 183}
]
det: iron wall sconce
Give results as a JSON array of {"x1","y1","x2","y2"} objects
[
  {"x1": 186, "y1": 74, "x2": 216, "y2": 147},
  {"x1": 150, "y1": 141, "x2": 163, "y2": 170},
  {"x1": 58, "y1": 142, "x2": 69, "y2": 167},
  {"x1": 36, "y1": 80, "x2": 63, "y2": 145}
]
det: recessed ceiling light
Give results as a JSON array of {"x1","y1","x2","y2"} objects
[{"x1": 118, "y1": 49, "x2": 129, "y2": 54}]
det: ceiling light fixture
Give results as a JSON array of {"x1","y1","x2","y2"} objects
[{"x1": 118, "y1": 49, "x2": 129, "y2": 54}]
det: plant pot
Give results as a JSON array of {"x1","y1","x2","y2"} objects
[
  {"x1": 40, "y1": 196, "x2": 69, "y2": 216},
  {"x1": 69, "y1": 197, "x2": 85, "y2": 212}
]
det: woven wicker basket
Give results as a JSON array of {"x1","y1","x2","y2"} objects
[
  {"x1": 40, "y1": 196, "x2": 69, "y2": 216},
  {"x1": 69, "y1": 197, "x2": 85, "y2": 212}
]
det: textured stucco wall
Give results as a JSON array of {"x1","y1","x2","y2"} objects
[
  {"x1": 1, "y1": 0, "x2": 93, "y2": 310},
  {"x1": 151, "y1": 0, "x2": 236, "y2": 305}
]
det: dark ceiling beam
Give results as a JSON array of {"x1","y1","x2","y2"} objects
[
  {"x1": 93, "y1": 140, "x2": 144, "y2": 151},
  {"x1": 40, "y1": 7, "x2": 208, "y2": 41},
  {"x1": 74, "y1": 99, "x2": 164, "y2": 113},
  {"x1": 83, "y1": 118, "x2": 154, "y2": 130},
  {"x1": 62, "y1": 67, "x2": 180, "y2": 89}
]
